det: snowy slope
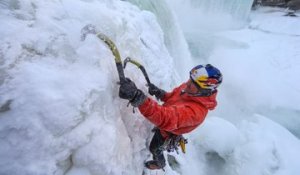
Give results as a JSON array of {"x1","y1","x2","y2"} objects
[{"x1": 185, "y1": 115, "x2": 300, "y2": 175}]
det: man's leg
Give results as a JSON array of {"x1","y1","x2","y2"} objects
[{"x1": 145, "y1": 129, "x2": 166, "y2": 170}]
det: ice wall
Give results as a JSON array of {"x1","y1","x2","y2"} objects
[
  {"x1": 127, "y1": 0, "x2": 193, "y2": 81},
  {"x1": 0, "y1": 0, "x2": 176, "y2": 174}
]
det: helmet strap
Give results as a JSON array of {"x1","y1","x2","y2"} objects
[{"x1": 182, "y1": 89, "x2": 215, "y2": 97}]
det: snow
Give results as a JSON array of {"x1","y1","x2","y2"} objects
[
  {"x1": 187, "y1": 115, "x2": 300, "y2": 175},
  {"x1": 127, "y1": 0, "x2": 194, "y2": 80},
  {"x1": 1, "y1": 0, "x2": 300, "y2": 175},
  {"x1": 207, "y1": 7, "x2": 300, "y2": 136},
  {"x1": 0, "y1": 1, "x2": 174, "y2": 174}
]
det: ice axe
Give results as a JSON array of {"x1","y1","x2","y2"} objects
[
  {"x1": 123, "y1": 57, "x2": 151, "y2": 86},
  {"x1": 81, "y1": 24, "x2": 126, "y2": 84}
]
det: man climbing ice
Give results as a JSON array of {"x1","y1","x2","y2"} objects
[{"x1": 119, "y1": 64, "x2": 223, "y2": 170}]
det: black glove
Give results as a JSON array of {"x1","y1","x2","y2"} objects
[
  {"x1": 119, "y1": 78, "x2": 137, "y2": 100},
  {"x1": 119, "y1": 78, "x2": 147, "y2": 107},
  {"x1": 148, "y1": 83, "x2": 166, "y2": 100}
]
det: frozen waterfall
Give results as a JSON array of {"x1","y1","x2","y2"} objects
[
  {"x1": 166, "y1": 0, "x2": 254, "y2": 61},
  {"x1": 127, "y1": 0, "x2": 193, "y2": 81},
  {"x1": 167, "y1": 0, "x2": 254, "y2": 32}
]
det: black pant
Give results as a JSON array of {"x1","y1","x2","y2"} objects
[{"x1": 149, "y1": 129, "x2": 166, "y2": 166}]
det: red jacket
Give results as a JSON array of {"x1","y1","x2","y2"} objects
[{"x1": 138, "y1": 82, "x2": 218, "y2": 138}]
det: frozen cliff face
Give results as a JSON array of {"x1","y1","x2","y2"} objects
[{"x1": 0, "y1": 0, "x2": 176, "y2": 175}]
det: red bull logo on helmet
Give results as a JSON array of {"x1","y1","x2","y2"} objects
[{"x1": 190, "y1": 64, "x2": 222, "y2": 90}]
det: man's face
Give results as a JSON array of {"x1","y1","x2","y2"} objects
[{"x1": 185, "y1": 79, "x2": 200, "y2": 94}]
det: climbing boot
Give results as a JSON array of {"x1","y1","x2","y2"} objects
[{"x1": 144, "y1": 160, "x2": 165, "y2": 170}]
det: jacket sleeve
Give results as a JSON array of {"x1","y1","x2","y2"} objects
[
  {"x1": 138, "y1": 97, "x2": 207, "y2": 132},
  {"x1": 160, "y1": 92, "x2": 171, "y2": 102}
]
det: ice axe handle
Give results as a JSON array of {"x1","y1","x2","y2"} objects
[
  {"x1": 123, "y1": 57, "x2": 151, "y2": 85},
  {"x1": 116, "y1": 63, "x2": 126, "y2": 84},
  {"x1": 139, "y1": 66, "x2": 151, "y2": 85}
]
